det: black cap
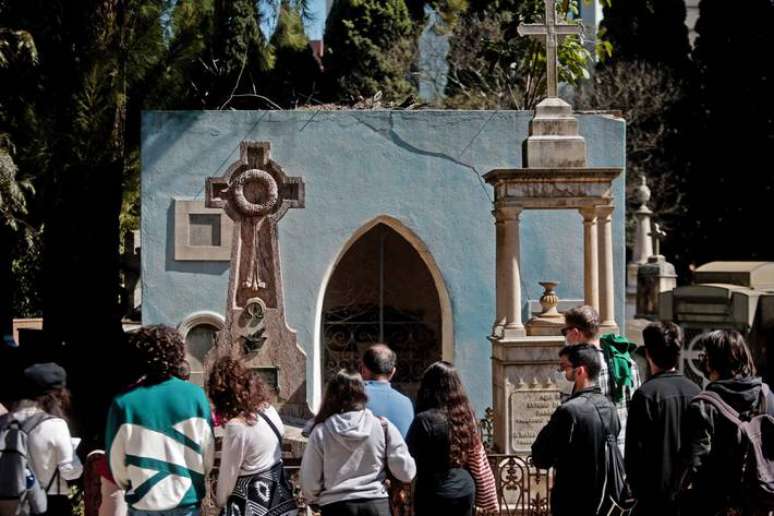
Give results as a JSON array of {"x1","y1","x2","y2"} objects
[{"x1": 23, "y1": 363, "x2": 67, "y2": 397}]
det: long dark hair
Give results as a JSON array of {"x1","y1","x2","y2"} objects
[
  {"x1": 416, "y1": 361, "x2": 479, "y2": 467},
  {"x1": 13, "y1": 388, "x2": 72, "y2": 421},
  {"x1": 208, "y1": 357, "x2": 269, "y2": 423},
  {"x1": 697, "y1": 329, "x2": 756, "y2": 379},
  {"x1": 313, "y1": 370, "x2": 368, "y2": 427}
]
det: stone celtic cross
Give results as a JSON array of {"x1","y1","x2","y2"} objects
[
  {"x1": 205, "y1": 141, "x2": 309, "y2": 417},
  {"x1": 517, "y1": 0, "x2": 583, "y2": 98}
]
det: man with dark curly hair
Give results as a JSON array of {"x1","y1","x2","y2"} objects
[{"x1": 105, "y1": 325, "x2": 214, "y2": 515}]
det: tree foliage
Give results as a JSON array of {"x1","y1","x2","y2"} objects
[
  {"x1": 600, "y1": 0, "x2": 691, "y2": 72},
  {"x1": 576, "y1": 61, "x2": 685, "y2": 247},
  {"x1": 676, "y1": 0, "x2": 774, "y2": 270},
  {"x1": 323, "y1": 0, "x2": 417, "y2": 102},
  {"x1": 443, "y1": 0, "x2": 594, "y2": 109}
]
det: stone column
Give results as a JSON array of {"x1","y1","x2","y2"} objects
[
  {"x1": 597, "y1": 205, "x2": 617, "y2": 329},
  {"x1": 493, "y1": 210, "x2": 506, "y2": 333},
  {"x1": 579, "y1": 207, "x2": 599, "y2": 311},
  {"x1": 495, "y1": 206, "x2": 525, "y2": 337}
]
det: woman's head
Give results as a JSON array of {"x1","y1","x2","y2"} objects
[
  {"x1": 416, "y1": 361, "x2": 479, "y2": 467},
  {"x1": 130, "y1": 325, "x2": 185, "y2": 383},
  {"x1": 208, "y1": 357, "x2": 269, "y2": 422},
  {"x1": 313, "y1": 370, "x2": 368, "y2": 426},
  {"x1": 22, "y1": 362, "x2": 71, "y2": 419},
  {"x1": 696, "y1": 329, "x2": 756, "y2": 381}
]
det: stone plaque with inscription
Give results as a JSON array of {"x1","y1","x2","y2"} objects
[{"x1": 509, "y1": 382, "x2": 561, "y2": 453}]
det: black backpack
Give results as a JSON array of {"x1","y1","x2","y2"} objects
[
  {"x1": 693, "y1": 384, "x2": 774, "y2": 511},
  {"x1": 591, "y1": 401, "x2": 637, "y2": 516},
  {"x1": 0, "y1": 412, "x2": 52, "y2": 516}
]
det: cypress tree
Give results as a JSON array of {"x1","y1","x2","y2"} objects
[
  {"x1": 601, "y1": 0, "x2": 691, "y2": 72},
  {"x1": 323, "y1": 0, "x2": 416, "y2": 102},
  {"x1": 681, "y1": 0, "x2": 774, "y2": 266}
]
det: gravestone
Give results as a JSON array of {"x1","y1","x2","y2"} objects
[
  {"x1": 487, "y1": 0, "x2": 623, "y2": 455},
  {"x1": 660, "y1": 261, "x2": 774, "y2": 386},
  {"x1": 205, "y1": 141, "x2": 309, "y2": 418}
]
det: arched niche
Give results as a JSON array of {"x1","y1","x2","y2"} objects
[
  {"x1": 178, "y1": 311, "x2": 225, "y2": 386},
  {"x1": 315, "y1": 216, "x2": 453, "y2": 401}
]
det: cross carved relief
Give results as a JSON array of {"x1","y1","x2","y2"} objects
[
  {"x1": 206, "y1": 141, "x2": 304, "y2": 309},
  {"x1": 205, "y1": 141, "x2": 309, "y2": 417}
]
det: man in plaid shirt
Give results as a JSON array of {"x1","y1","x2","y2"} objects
[{"x1": 562, "y1": 305, "x2": 641, "y2": 455}]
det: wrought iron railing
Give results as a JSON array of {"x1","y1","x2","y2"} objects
[{"x1": 284, "y1": 457, "x2": 553, "y2": 516}]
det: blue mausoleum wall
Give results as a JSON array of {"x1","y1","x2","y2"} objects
[{"x1": 141, "y1": 110, "x2": 626, "y2": 414}]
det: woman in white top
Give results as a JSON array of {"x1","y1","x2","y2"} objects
[
  {"x1": 208, "y1": 357, "x2": 297, "y2": 516},
  {"x1": 11, "y1": 363, "x2": 83, "y2": 516}
]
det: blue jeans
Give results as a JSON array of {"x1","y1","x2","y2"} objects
[{"x1": 129, "y1": 508, "x2": 201, "y2": 516}]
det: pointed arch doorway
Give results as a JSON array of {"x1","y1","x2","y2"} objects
[{"x1": 320, "y1": 218, "x2": 452, "y2": 399}]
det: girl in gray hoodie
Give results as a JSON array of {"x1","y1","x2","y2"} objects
[{"x1": 300, "y1": 370, "x2": 416, "y2": 516}]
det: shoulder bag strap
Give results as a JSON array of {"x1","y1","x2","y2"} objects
[
  {"x1": 694, "y1": 391, "x2": 742, "y2": 424},
  {"x1": 589, "y1": 397, "x2": 613, "y2": 438},
  {"x1": 378, "y1": 417, "x2": 390, "y2": 462},
  {"x1": 256, "y1": 410, "x2": 283, "y2": 445}
]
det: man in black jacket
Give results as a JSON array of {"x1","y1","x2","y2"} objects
[
  {"x1": 678, "y1": 329, "x2": 774, "y2": 516},
  {"x1": 625, "y1": 322, "x2": 700, "y2": 516},
  {"x1": 532, "y1": 344, "x2": 620, "y2": 516}
]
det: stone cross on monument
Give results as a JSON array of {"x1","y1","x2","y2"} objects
[
  {"x1": 517, "y1": 0, "x2": 582, "y2": 98},
  {"x1": 206, "y1": 141, "x2": 309, "y2": 418}
]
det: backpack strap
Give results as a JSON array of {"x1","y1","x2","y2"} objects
[
  {"x1": 46, "y1": 467, "x2": 60, "y2": 494},
  {"x1": 19, "y1": 412, "x2": 55, "y2": 435},
  {"x1": 256, "y1": 410, "x2": 283, "y2": 445},
  {"x1": 759, "y1": 384, "x2": 770, "y2": 414},
  {"x1": 694, "y1": 391, "x2": 742, "y2": 424}
]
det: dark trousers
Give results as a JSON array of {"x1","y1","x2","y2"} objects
[
  {"x1": 415, "y1": 493, "x2": 474, "y2": 516},
  {"x1": 43, "y1": 495, "x2": 72, "y2": 516},
  {"x1": 321, "y1": 498, "x2": 391, "y2": 516}
]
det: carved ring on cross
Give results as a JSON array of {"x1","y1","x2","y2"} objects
[
  {"x1": 244, "y1": 297, "x2": 266, "y2": 322},
  {"x1": 231, "y1": 169, "x2": 279, "y2": 217}
]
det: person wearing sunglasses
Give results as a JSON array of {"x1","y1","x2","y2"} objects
[{"x1": 562, "y1": 305, "x2": 642, "y2": 456}]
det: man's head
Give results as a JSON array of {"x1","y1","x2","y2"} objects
[
  {"x1": 130, "y1": 325, "x2": 185, "y2": 383},
  {"x1": 361, "y1": 343, "x2": 397, "y2": 381},
  {"x1": 557, "y1": 345, "x2": 573, "y2": 376},
  {"x1": 565, "y1": 344, "x2": 601, "y2": 390},
  {"x1": 562, "y1": 305, "x2": 600, "y2": 345},
  {"x1": 642, "y1": 321, "x2": 682, "y2": 373},
  {"x1": 695, "y1": 329, "x2": 755, "y2": 382}
]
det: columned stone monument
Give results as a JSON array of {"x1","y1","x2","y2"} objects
[
  {"x1": 205, "y1": 141, "x2": 309, "y2": 418},
  {"x1": 487, "y1": 0, "x2": 623, "y2": 454}
]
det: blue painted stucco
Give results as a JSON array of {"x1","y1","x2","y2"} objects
[{"x1": 140, "y1": 110, "x2": 626, "y2": 414}]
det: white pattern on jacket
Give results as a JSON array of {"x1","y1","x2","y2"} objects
[{"x1": 300, "y1": 409, "x2": 416, "y2": 507}]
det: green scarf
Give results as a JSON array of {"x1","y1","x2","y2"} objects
[{"x1": 600, "y1": 333, "x2": 637, "y2": 403}]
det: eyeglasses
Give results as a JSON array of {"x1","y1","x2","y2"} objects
[{"x1": 561, "y1": 326, "x2": 576, "y2": 337}]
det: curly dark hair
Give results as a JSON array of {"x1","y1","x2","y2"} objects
[
  {"x1": 208, "y1": 357, "x2": 269, "y2": 422},
  {"x1": 416, "y1": 361, "x2": 480, "y2": 468},
  {"x1": 130, "y1": 325, "x2": 185, "y2": 384}
]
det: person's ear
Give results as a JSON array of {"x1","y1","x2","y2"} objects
[{"x1": 388, "y1": 368, "x2": 396, "y2": 381}]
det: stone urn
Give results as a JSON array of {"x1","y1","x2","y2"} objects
[{"x1": 538, "y1": 281, "x2": 561, "y2": 317}]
